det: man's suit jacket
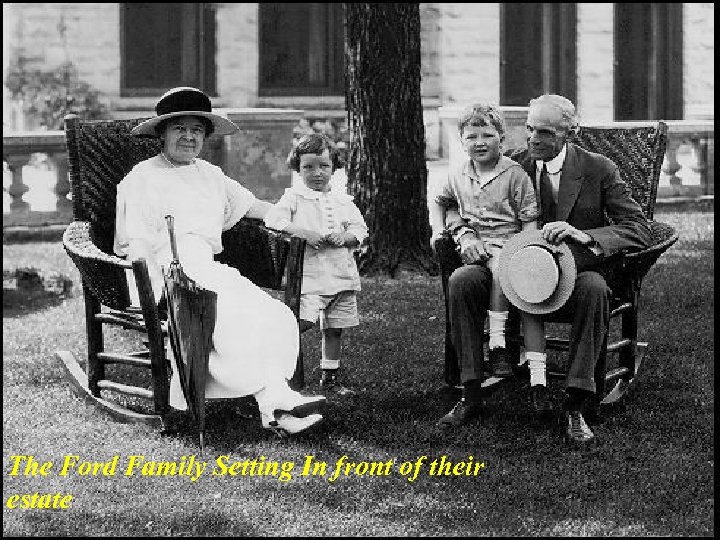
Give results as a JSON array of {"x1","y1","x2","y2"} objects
[{"x1": 508, "y1": 143, "x2": 653, "y2": 257}]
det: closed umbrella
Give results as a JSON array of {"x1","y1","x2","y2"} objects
[{"x1": 162, "y1": 215, "x2": 217, "y2": 455}]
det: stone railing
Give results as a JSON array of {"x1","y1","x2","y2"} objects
[
  {"x1": 3, "y1": 108, "x2": 304, "y2": 237},
  {"x1": 438, "y1": 106, "x2": 714, "y2": 201},
  {"x1": 2, "y1": 111, "x2": 714, "y2": 238}
]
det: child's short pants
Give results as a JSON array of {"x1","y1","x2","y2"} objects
[{"x1": 300, "y1": 290, "x2": 359, "y2": 329}]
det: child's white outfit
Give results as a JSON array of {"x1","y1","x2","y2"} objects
[{"x1": 264, "y1": 183, "x2": 368, "y2": 328}]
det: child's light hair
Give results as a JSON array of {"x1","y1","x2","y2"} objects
[
  {"x1": 287, "y1": 133, "x2": 343, "y2": 172},
  {"x1": 528, "y1": 94, "x2": 578, "y2": 132},
  {"x1": 457, "y1": 103, "x2": 506, "y2": 139}
]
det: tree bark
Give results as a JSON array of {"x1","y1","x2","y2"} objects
[{"x1": 344, "y1": 3, "x2": 437, "y2": 277}]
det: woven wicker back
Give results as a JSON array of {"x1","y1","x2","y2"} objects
[
  {"x1": 573, "y1": 122, "x2": 668, "y2": 220},
  {"x1": 65, "y1": 116, "x2": 162, "y2": 254}
]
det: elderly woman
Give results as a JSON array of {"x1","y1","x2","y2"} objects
[{"x1": 113, "y1": 87, "x2": 326, "y2": 435}]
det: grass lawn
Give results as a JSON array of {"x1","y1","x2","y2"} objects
[{"x1": 2, "y1": 208, "x2": 714, "y2": 536}]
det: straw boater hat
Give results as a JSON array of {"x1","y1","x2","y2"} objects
[
  {"x1": 498, "y1": 230, "x2": 577, "y2": 315},
  {"x1": 131, "y1": 87, "x2": 238, "y2": 137}
]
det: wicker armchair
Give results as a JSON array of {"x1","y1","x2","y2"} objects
[
  {"x1": 56, "y1": 116, "x2": 306, "y2": 426},
  {"x1": 435, "y1": 121, "x2": 678, "y2": 412}
]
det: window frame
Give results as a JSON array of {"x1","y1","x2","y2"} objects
[
  {"x1": 120, "y1": 3, "x2": 216, "y2": 98},
  {"x1": 258, "y1": 3, "x2": 345, "y2": 97}
]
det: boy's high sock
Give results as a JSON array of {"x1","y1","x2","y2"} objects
[
  {"x1": 320, "y1": 358, "x2": 340, "y2": 371},
  {"x1": 488, "y1": 310, "x2": 508, "y2": 350},
  {"x1": 525, "y1": 351, "x2": 547, "y2": 387}
]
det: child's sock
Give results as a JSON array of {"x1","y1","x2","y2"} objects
[
  {"x1": 525, "y1": 351, "x2": 547, "y2": 387},
  {"x1": 320, "y1": 358, "x2": 340, "y2": 371},
  {"x1": 488, "y1": 310, "x2": 508, "y2": 350}
]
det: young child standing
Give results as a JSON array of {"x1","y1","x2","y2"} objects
[
  {"x1": 265, "y1": 133, "x2": 368, "y2": 395},
  {"x1": 429, "y1": 103, "x2": 552, "y2": 415}
]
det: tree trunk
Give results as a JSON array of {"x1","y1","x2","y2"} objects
[{"x1": 344, "y1": 3, "x2": 436, "y2": 277}]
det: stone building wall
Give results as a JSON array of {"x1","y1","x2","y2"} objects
[
  {"x1": 683, "y1": 3, "x2": 715, "y2": 119},
  {"x1": 436, "y1": 3, "x2": 501, "y2": 105},
  {"x1": 576, "y1": 3, "x2": 614, "y2": 123},
  {"x1": 215, "y1": 3, "x2": 258, "y2": 108},
  {"x1": 3, "y1": 3, "x2": 120, "y2": 102}
]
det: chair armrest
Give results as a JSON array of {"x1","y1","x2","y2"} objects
[
  {"x1": 217, "y1": 218, "x2": 306, "y2": 316},
  {"x1": 63, "y1": 221, "x2": 132, "y2": 309},
  {"x1": 620, "y1": 221, "x2": 679, "y2": 280}
]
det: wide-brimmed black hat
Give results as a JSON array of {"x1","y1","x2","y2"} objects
[{"x1": 131, "y1": 87, "x2": 238, "y2": 137}]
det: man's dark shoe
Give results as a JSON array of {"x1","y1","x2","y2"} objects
[
  {"x1": 563, "y1": 409, "x2": 595, "y2": 446},
  {"x1": 437, "y1": 399, "x2": 483, "y2": 428},
  {"x1": 530, "y1": 384, "x2": 554, "y2": 416},
  {"x1": 320, "y1": 369, "x2": 355, "y2": 395},
  {"x1": 489, "y1": 347, "x2": 513, "y2": 377}
]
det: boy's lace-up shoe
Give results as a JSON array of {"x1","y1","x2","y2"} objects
[
  {"x1": 530, "y1": 384, "x2": 554, "y2": 416},
  {"x1": 489, "y1": 347, "x2": 513, "y2": 377}
]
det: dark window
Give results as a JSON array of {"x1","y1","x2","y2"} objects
[
  {"x1": 121, "y1": 3, "x2": 216, "y2": 97},
  {"x1": 500, "y1": 3, "x2": 577, "y2": 106},
  {"x1": 615, "y1": 3, "x2": 683, "y2": 120},
  {"x1": 259, "y1": 3, "x2": 345, "y2": 96}
]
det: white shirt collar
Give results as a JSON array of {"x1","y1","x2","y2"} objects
[
  {"x1": 289, "y1": 182, "x2": 354, "y2": 202},
  {"x1": 536, "y1": 144, "x2": 567, "y2": 175}
]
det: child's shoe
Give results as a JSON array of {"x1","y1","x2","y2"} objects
[
  {"x1": 320, "y1": 369, "x2": 355, "y2": 395},
  {"x1": 489, "y1": 347, "x2": 513, "y2": 377}
]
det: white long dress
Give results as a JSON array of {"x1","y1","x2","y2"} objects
[{"x1": 114, "y1": 155, "x2": 299, "y2": 409}]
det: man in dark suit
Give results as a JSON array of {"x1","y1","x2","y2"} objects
[{"x1": 438, "y1": 94, "x2": 653, "y2": 446}]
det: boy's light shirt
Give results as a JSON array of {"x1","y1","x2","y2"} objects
[
  {"x1": 435, "y1": 154, "x2": 539, "y2": 246},
  {"x1": 264, "y1": 183, "x2": 368, "y2": 295}
]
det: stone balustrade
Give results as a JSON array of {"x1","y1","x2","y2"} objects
[
  {"x1": 437, "y1": 105, "x2": 714, "y2": 202},
  {"x1": 3, "y1": 108, "x2": 303, "y2": 237},
  {"x1": 2, "y1": 112, "x2": 714, "y2": 238}
]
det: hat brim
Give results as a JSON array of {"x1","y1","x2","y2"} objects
[
  {"x1": 498, "y1": 230, "x2": 577, "y2": 315},
  {"x1": 130, "y1": 111, "x2": 239, "y2": 137}
]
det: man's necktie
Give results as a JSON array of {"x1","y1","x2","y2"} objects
[{"x1": 539, "y1": 163, "x2": 557, "y2": 223}]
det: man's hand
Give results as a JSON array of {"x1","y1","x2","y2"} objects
[
  {"x1": 542, "y1": 221, "x2": 593, "y2": 245},
  {"x1": 458, "y1": 233, "x2": 489, "y2": 265}
]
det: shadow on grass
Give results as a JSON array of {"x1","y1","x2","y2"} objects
[{"x1": 3, "y1": 288, "x2": 68, "y2": 318}]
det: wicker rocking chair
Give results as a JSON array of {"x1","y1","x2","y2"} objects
[
  {"x1": 435, "y1": 121, "x2": 679, "y2": 414},
  {"x1": 55, "y1": 116, "x2": 307, "y2": 427}
]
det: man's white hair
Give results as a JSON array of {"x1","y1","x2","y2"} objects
[{"x1": 529, "y1": 94, "x2": 578, "y2": 131}]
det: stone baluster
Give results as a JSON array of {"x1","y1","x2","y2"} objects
[
  {"x1": 5, "y1": 153, "x2": 31, "y2": 213},
  {"x1": 661, "y1": 136, "x2": 683, "y2": 195},
  {"x1": 688, "y1": 134, "x2": 709, "y2": 196},
  {"x1": 50, "y1": 152, "x2": 73, "y2": 215}
]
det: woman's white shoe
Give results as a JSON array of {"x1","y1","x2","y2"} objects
[
  {"x1": 263, "y1": 413, "x2": 323, "y2": 436},
  {"x1": 275, "y1": 392, "x2": 327, "y2": 417}
]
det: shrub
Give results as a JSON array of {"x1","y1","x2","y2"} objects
[{"x1": 4, "y1": 59, "x2": 109, "y2": 130}]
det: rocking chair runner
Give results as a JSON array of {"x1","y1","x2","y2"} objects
[
  {"x1": 435, "y1": 121, "x2": 679, "y2": 409},
  {"x1": 56, "y1": 116, "x2": 307, "y2": 426}
]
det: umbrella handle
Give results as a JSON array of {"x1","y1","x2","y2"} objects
[{"x1": 165, "y1": 215, "x2": 180, "y2": 264}]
